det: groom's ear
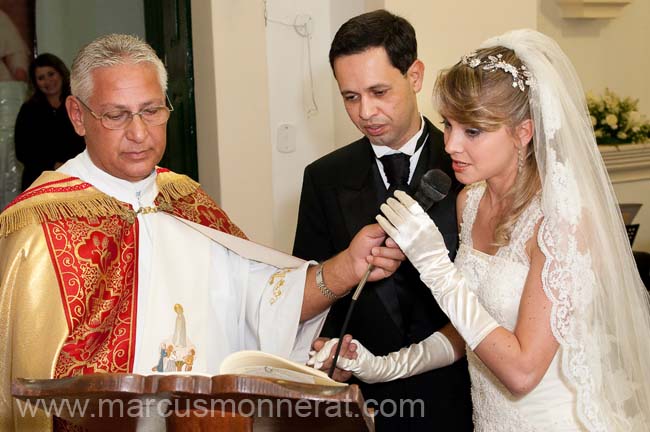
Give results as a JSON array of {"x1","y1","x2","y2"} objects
[
  {"x1": 516, "y1": 119, "x2": 534, "y2": 148},
  {"x1": 406, "y1": 59, "x2": 425, "y2": 93}
]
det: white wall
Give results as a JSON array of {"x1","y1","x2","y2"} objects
[
  {"x1": 191, "y1": 0, "x2": 221, "y2": 204},
  {"x1": 36, "y1": 0, "x2": 145, "y2": 67},
  {"x1": 192, "y1": 0, "x2": 275, "y2": 247},
  {"x1": 265, "y1": 0, "x2": 338, "y2": 253},
  {"x1": 539, "y1": 0, "x2": 650, "y2": 116}
]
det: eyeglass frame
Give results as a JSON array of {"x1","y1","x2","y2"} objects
[{"x1": 75, "y1": 94, "x2": 174, "y2": 130}]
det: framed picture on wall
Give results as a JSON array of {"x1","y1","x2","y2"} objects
[{"x1": 0, "y1": 0, "x2": 35, "y2": 82}]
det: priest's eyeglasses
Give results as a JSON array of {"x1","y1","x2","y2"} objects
[{"x1": 76, "y1": 96, "x2": 174, "y2": 130}]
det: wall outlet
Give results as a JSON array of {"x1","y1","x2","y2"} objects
[{"x1": 277, "y1": 123, "x2": 296, "y2": 153}]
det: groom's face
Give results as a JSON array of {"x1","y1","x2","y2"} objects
[{"x1": 333, "y1": 46, "x2": 423, "y2": 151}]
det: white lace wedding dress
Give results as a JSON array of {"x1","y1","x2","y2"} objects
[{"x1": 455, "y1": 182, "x2": 583, "y2": 431}]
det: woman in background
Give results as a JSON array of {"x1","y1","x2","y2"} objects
[{"x1": 14, "y1": 53, "x2": 85, "y2": 190}]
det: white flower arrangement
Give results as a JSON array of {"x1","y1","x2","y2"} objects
[{"x1": 586, "y1": 89, "x2": 650, "y2": 144}]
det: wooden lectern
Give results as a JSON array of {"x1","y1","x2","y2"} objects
[{"x1": 12, "y1": 373, "x2": 374, "y2": 431}]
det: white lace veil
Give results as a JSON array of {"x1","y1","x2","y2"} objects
[{"x1": 478, "y1": 29, "x2": 650, "y2": 430}]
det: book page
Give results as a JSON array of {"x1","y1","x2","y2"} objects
[{"x1": 220, "y1": 351, "x2": 347, "y2": 387}]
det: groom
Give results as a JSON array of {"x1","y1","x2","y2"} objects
[{"x1": 293, "y1": 9, "x2": 472, "y2": 431}]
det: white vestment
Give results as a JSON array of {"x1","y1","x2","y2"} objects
[{"x1": 59, "y1": 151, "x2": 327, "y2": 375}]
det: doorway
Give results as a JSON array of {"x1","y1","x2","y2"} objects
[{"x1": 35, "y1": 0, "x2": 198, "y2": 179}]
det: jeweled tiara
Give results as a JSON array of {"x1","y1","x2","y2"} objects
[{"x1": 461, "y1": 52, "x2": 534, "y2": 92}]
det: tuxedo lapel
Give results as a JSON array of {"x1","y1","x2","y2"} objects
[
  {"x1": 411, "y1": 118, "x2": 440, "y2": 189},
  {"x1": 338, "y1": 183, "x2": 380, "y2": 242},
  {"x1": 335, "y1": 139, "x2": 404, "y2": 334},
  {"x1": 411, "y1": 146, "x2": 430, "y2": 191},
  {"x1": 336, "y1": 141, "x2": 382, "y2": 238}
]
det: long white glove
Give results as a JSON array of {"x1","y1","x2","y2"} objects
[
  {"x1": 376, "y1": 190, "x2": 499, "y2": 350},
  {"x1": 307, "y1": 333, "x2": 457, "y2": 384}
]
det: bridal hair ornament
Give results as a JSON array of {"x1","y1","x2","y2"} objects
[{"x1": 461, "y1": 52, "x2": 534, "y2": 92}]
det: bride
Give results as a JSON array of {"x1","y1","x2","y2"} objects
[{"x1": 312, "y1": 29, "x2": 650, "y2": 430}]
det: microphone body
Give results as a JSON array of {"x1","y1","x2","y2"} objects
[
  {"x1": 413, "y1": 169, "x2": 452, "y2": 211},
  {"x1": 327, "y1": 169, "x2": 452, "y2": 377}
]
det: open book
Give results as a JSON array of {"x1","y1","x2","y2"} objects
[{"x1": 219, "y1": 351, "x2": 347, "y2": 387}]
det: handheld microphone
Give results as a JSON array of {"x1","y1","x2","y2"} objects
[
  {"x1": 327, "y1": 169, "x2": 453, "y2": 377},
  {"x1": 413, "y1": 169, "x2": 452, "y2": 211}
]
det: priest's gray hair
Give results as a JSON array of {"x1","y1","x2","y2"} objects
[{"x1": 70, "y1": 34, "x2": 167, "y2": 102}]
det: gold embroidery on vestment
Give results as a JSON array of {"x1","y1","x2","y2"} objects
[{"x1": 268, "y1": 269, "x2": 293, "y2": 305}]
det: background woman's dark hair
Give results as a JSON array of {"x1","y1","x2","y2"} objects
[
  {"x1": 28, "y1": 53, "x2": 71, "y2": 102},
  {"x1": 329, "y1": 9, "x2": 417, "y2": 75}
]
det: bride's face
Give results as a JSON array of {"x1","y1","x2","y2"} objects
[{"x1": 442, "y1": 117, "x2": 520, "y2": 186}]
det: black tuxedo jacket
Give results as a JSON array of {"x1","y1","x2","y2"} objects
[{"x1": 293, "y1": 118, "x2": 473, "y2": 431}]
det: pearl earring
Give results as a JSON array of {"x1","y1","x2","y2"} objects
[{"x1": 518, "y1": 147, "x2": 524, "y2": 173}]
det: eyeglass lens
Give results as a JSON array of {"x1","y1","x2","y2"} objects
[{"x1": 101, "y1": 107, "x2": 171, "y2": 129}]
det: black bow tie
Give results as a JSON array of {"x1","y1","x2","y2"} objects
[{"x1": 379, "y1": 153, "x2": 410, "y2": 192}]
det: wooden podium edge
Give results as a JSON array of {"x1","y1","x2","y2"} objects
[
  {"x1": 13, "y1": 373, "x2": 357, "y2": 400},
  {"x1": 12, "y1": 373, "x2": 375, "y2": 431}
]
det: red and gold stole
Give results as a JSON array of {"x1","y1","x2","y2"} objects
[{"x1": 3, "y1": 170, "x2": 245, "y2": 377}]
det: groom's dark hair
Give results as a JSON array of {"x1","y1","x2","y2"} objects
[{"x1": 329, "y1": 9, "x2": 417, "y2": 76}]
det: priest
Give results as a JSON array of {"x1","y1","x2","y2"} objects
[{"x1": 0, "y1": 34, "x2": 403, "y2": 431}]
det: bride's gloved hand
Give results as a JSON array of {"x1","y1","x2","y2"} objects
[
  {"x1": 376, "y1": 190, "x2": 499, "y2": 350},
  {"x1": 307, "y1": 333, "x2": 457, "y2": 384}
]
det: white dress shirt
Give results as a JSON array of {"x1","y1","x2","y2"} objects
[{"x1": 371, "y1": 114, "x2": 427, "y2": 189}]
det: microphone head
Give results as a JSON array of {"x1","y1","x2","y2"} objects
[{"x1": 413, "y1": 169, "x2": 452, "y2": 211}]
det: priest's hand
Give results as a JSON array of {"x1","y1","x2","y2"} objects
[
  {"x1": 346, "y1": 223, "x2": 405, "y2": 282},
  {"x1": 300, "y1": 224, "x2": 404, "y2": 321}
]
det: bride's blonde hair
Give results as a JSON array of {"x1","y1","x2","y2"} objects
[{"x1": 433, "y1": 46, "x2": 541, "y2": 247}]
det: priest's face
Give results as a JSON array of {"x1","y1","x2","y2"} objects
[
  {"x1": 333, "y1": 46, "x2": 423, "y2": 150},
  {"x1": 67, "y1": 62, "x2": 167, "y2": 182}
]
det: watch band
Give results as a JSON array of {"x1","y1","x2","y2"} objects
[{"x1": 316, "y1": 263, "x2": 341, "y2": 300}]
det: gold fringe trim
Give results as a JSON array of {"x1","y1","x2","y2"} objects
[
  {"x1": 0, "y1": 171, "x2": 201, "y2": 237},
  {"x1": 0, "y1": 193, "x2": 130, "y2": 237},
  {"x1": 156, "y1": 171, "x2": 200, "y2": 205}
]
